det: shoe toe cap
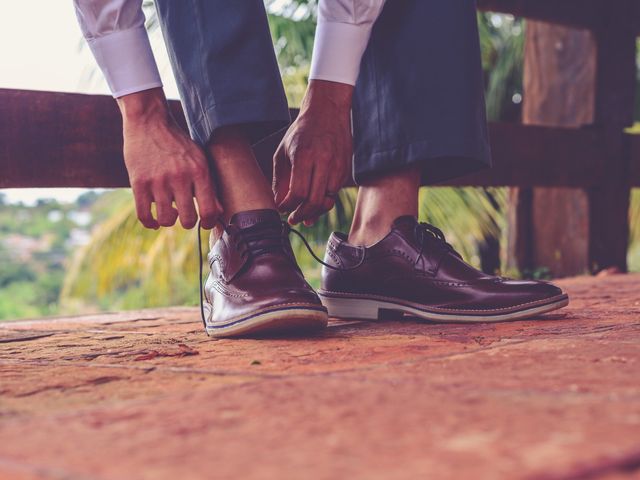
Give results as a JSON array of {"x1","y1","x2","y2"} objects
[
  {"x1": 500, "y1": 278, "x2": 565, "y2": 302},
  {"x1": 282, "y1": 287, "x2": 324, "y2": 306}
]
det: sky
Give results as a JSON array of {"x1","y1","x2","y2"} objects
[{"x1": 0, "y1": 1, "x2": 179, "y2": 205}]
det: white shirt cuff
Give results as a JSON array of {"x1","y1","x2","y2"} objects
[
  {"x1": 86, "y1": 26, "x2": 163, "y2": 98},
  {"x1": 309, "y1": 21, "x2": 373, "y2": 86}
]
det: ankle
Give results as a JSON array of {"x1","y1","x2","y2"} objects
[
  {"x1": 207, "y1": 127, "x2": 276, "y2": 221},
  {"x1": 221, "y1": 201, "x2": 277, "y2": 223},
  {"x1": 348, "y1": 219, "x2": 393, "y2": 246},
  {"x1": 348, "y1": 167, "x2": 420, "y2": 246}
]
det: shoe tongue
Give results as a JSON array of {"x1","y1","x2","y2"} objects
[
  {"x1": 392, "y1": 215, "x2": 419, "y2": 235},
  {"x1": 229, "y1": 209, "x2": 281, "y2": 230}
]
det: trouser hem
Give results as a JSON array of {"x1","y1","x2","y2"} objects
[
  {"x1": 188, "y1": 97, "x2": 291, "y2": 147},
  {"x1": 353, "y1": 139, "x2": 492, "y2": 186}
]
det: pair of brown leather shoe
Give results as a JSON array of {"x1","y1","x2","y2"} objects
[{"x1": 202, "y1": 210, "x2": 568, "y2": 337}]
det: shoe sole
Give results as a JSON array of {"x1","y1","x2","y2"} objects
[
  {"x1": 317, "y1": 291, "x2": 569, "y2": 323},
  {"x1": 203, "y1": 302, "x2": 328, "y2": 338}
]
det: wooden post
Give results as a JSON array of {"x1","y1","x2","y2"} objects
[
  {"x1": 506, "y1": 187, "x2": 534, "y2": 274},
  {"x1": 588, "y1": 0, "x2": 638, "y2": 272},
  {"x1": 507, "y1": 22, "x2": 596, "y2": 277}
]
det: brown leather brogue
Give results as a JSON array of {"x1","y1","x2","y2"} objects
[
  {"x1": 202, "y1": 209, "x2": 327, "y2": 337},
  {"x1": 318, "y1": 216, "x2": 568, "y2": 322}
]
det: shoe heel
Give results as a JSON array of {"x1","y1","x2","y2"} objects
[
  {"x1": 202, "y1": 301, "x2": 213, "y2": 323},
  {"x1": 320, "y1": 295, "x2": 402, "y2": 321}
]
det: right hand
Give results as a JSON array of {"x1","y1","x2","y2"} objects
[
  {"x1": 118, "y1": 88, "x2": 222, "y2": 230},
  {"x1": 273, "y1": 80, "x2": 353, "y2": 226}
]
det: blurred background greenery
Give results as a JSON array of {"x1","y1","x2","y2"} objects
[{"x1": 1, "y1": 1, "x2": 639, "y2": 320}]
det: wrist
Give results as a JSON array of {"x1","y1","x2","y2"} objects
[
  {"x1": 117, "y1": 87, "x2": 171, "y2": 127},
  {"x1": 301, "y1": 80, "x2": 353, "y2": 114}
]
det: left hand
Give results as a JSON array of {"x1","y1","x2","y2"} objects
[{"x1": 273, "y1": 80, "x2": 354, "y2": 226}]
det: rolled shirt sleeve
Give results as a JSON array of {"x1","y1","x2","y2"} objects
[
  {"x1": 309, "y1": 0, "x2": 387, "y2": 86},
  {"x1": 73, "y1": 0, "x2": 162, "y2": 97}
]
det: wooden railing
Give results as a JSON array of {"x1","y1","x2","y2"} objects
[
  {"x1": 3, "y1": 88, "x2": 638, "y2": 189},
  {"x1": 1, "y1": 0, "x2": 639, "y2": 272}
]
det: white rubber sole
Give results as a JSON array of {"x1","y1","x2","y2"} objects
[
  {"x1": 318, "y1": 292, "x2": 569, "y2": 323},
  {"x1": 203, "y1": 302, "x2": 328, "y2": 338}
]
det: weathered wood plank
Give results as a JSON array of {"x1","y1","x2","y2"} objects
[
  {"x1": 261, "y1": 122, "x2": 612, "y2": 188},
  {"x1": 0, "y1": 89, "x2": 187, "y2": 188},
  {"x1": 444, "y1": 123, "x2": 606, "y2": 187}
]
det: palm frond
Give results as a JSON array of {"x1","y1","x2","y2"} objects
[{"x1": 61, "y1": 191, "x2": 203, "y2": 309}]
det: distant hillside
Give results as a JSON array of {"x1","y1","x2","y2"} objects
[{"x1": 0, "y1": 191, "x2": 104, "y2": 320}]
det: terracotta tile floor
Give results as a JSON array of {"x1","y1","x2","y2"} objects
[{"x1": 1, "y1": 274, "x2": 639, "y2": 480}]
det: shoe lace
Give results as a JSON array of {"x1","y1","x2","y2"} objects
[
  {"x1": 414, "y1": 222, "x2": 461, "y2": 267},
  {"x1": 287, "y1": 225, "x2": 365, "y2": 271},
  {"x1": 197, "y1": 220, "x2": 364, "y2": 327},
  {"x1": 235, "y1": 222, "x2": 292, "y2": 259}
]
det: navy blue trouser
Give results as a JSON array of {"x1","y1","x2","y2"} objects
[{"x1": 154, "y1": 0, "x2": 491, "y2": 186}]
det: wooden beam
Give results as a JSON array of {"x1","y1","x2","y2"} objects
[
  {"x1": 254, "y1": 122, "x2": 614, "y2": 188},
  {"x1": 0, "y1": 88, "x2": 617, "y2": 189},
  {"x1": 0, "y1": 89, "x2": 187, "y2": 188},
  {"x1": 477, "y1": 0, "x2": 600, "y2": 31},
  {"x1": 442, "y1": 123, "x2": 606, "y2": 187}
]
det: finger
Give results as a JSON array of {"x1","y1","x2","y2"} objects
[
  {"x1": 194, "y1": 176, "x2": 222, "y2": 230},
  {"x1": 307, "y1": 163, "x2": 331, "y2": 216},
  {"x1": 272, "y1": 142, "x2": 291, "y2": 208},
  {"x1": 289, "y1": 163, "x2": 329, "y2": 225},
  {"x1": 278, "y1": 157, "x2": 313, "y2": 214},
  {"x1": 153, "y1": 187, "x2": 179, "y2": 227},
  {"x1": 327, "y1": 166, "x2": 349, "y2": 200},
  {"x1": 301, "y1": 197, "x2": 334, "y2": 227},
  {"x1": 303, "y1": 216, "x2": 319, "y2": 227},
  {"x1": 173, "y1": 183, "x2": 198, "y2": 229},
  {"x1": 131, "y1": 182, "x2": 159, "y2": 229}
]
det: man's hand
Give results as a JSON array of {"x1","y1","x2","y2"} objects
[
  {"x1": 118, "y1": 89, "x2": 222, "y2": 230},
  {"x1": 273, "y1": 80, "x2": 353, "y2": 226}
]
